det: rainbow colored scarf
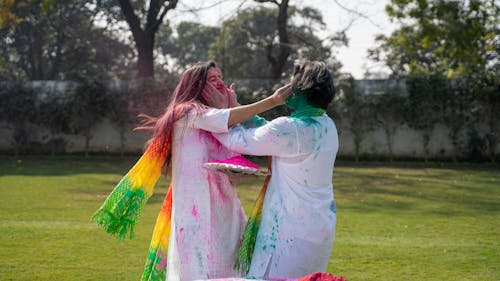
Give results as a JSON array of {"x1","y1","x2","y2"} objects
[
  {"x1": 92, "y1": 136, "x2": 173, "y2": 281},
  {"x1": 234, "y1": 156, "x2": 272, "y2": 274}
]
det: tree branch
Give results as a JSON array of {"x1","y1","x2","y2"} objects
[
  {"x1": 254, "y1": 0, "x2": 279, "y2": 6},
  {"x1": 152, "y1": 0, "x2": 178, "y2": 32},
  {"x1": 331, "y1": 0, "x2": 384, "y2": 30},
  {"x1": 117, "y1": 0, "x2": 144, "y2": 39},
  {"x1": 146, "y1": 0, "x2": 162, "y2": 31}
]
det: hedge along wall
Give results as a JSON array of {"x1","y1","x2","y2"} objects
[{"x1": 0, "y1": 76, "x2": 499, "y2": 161}]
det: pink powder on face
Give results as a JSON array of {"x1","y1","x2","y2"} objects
[{"x1": 211, "y1": 155, "x2": 260, "y2": 169}]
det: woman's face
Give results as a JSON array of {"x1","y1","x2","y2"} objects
[{"x1": 206, "y1": 67, "x2": 225, "y2": 93}]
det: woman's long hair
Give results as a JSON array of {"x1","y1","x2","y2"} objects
[{"x1": 137, "y1": 61, "x2": 218, "y2": 168}]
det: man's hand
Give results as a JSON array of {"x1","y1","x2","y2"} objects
[{"x1": 202, "y1": 83, "x2": 230, "y2": 109}]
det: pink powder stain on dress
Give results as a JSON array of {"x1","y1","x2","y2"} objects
[
  {"x1": 192, "y1": 205, "x2": 199, "y2": 218},
  {"x1": 179, "y1": 227, "x2": 185, "y2": 234},
  {"x1": 200, "y1": 130, "x2": 225, "y2": 153},
  {"x1": 207, "y1": 172, "x2": 227, "y2": 203}
]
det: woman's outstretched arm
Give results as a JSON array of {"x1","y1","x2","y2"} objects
[{"x1": 226, "y1": 84, "x2": 292, "y2": 127}]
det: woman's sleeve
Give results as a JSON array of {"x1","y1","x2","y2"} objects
[
  {"x1": 187, "y1": 108, "x2": 230, "y2": 133},
  {"x1": 213, "y1": 117, "x2": 299, "y2": 157}
]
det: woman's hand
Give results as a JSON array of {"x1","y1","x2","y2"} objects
[{"x1": 270, "y1": 84, "x2": 293, "y2": 106}]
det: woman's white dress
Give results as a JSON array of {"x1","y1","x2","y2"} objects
[
  {"x1": 167, "y1": 108, "x2": 246, "y2": 281},
  {"x1": 214, "y1": 114, "x2": 339, "y2": 279}
]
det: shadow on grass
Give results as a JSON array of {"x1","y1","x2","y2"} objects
[
  {"x1": 0, "y1": 155, "x2": 141, "y2": 176},
  {"x1": 3, "y1": 156, "x2": 499, "y2": 218},
  {"x1": 335, "y1": 168, "x2": 500, "y2": 216}
]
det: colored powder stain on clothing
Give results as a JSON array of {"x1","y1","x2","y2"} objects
[
  {"x1": 207, "y1": 173, "x2": 226, "y2": 203},
  {"x1": 179, "y1": 227, "x2": 184, "y2": 234},
  {"x1": 330, "y1": 201, "x2": 336, "y2": 213},
  {"x1": 200, "y1": 130, "x2": 225, "y2": 153},
  {"x1": 192, "y1": 205, "x2": 199, "y2": 218},
  {"x1": 196, "y1": 250, "x2": 204, "y2": 270},
  {"x1": 290, "y1": 115, "x2": 321, "y2": 126}
]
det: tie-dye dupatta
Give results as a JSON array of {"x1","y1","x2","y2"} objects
[
  {"x1": 234, "y1": 156, "x2": 272, "y2": 274},
  {"x1": 92, "y1": 135, "x2": 173, "y2": 281}
]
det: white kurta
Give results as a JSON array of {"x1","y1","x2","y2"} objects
[
  {"x1": 214, "y1": 114, "x2": 339, "y2": 279},
  {"x1": 167, "y1": 108, "x2": 247, "y2": 281}
]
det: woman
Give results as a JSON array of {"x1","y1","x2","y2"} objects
[
  {"x1": 93, "y1": 61, "x2": 291, "y2": 281},
  {"x1": 213, "y1": 61, "x2": 339, "y2": 279}
]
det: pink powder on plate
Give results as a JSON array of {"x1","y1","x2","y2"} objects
[{"x1": 211, "y1": 155, "x2": 260, "y2": 169}]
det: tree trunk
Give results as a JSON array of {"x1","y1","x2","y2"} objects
[
  {"x1": 118, "y1": 0, "x2": 178, "y2": 79},
  {"x1": 272, "y1": 0, "x2": 290, "y2": 79},
  {"x1": 422, "y1": 133, "x2": 430, "y2": 162},
  {"x1": 384, "y1": 127, "x2": 395, "y2": 161},
  {"x1": 136, "y1": 32, "x2": 155, "y2": 78},
  {"x1": 260, "y1": 0, "x2": 291, "y2": 79}
]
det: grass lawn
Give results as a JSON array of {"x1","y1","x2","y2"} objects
[{"x1": 0, "y1": 156, "x2": 499, "y2": 281}]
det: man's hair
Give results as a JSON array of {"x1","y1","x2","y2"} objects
[{"x1": 291, "y1": 61, "x2": 335, "y2": 109}]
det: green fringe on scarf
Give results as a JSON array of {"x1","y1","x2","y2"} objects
[
  {"x1": 92, "y1": 177, "x2": 150, "y2": 240},
  {"x1": 234, "y1": 160, "x2": 271, "y2": 274}
]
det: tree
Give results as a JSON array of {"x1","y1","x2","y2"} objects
[
  {"x1": 472, "y1": 72, "x2": 500, "y2": 162},
  {"x1": 440, "y1": 79, "x2": 472, "y2": 161},
  {"x1": 367, "y1": 85, "x2": 406, "y2": 160},
  {"x1": 156, "y1": 21, "x2": 219, "y2": 69},
  {"x1": 37, "y1": 91, "x2": 72, "y2": 155},
  {"x1": 211, "y1": 6, "x2": 342, "y2": 80},
  {"x1": 369, "y1": 0, "x2": 499, "y2": 78},
  {"x1": 254, "y1": 0, "x2": 291, "y2": 79},
  {"x1": 404, "y1": 74, "x2": 444, "y2": 161},
  {"x1": 98, "y1": 0, "x2": 179, "y2": 78},
  {"x1": 253, "y1": 1, "x2": 346, "y2": 79},
  {"x1": 0, "y1": 83, "x2": 36, "y2": 156},
  {"x1": 0, "y1": 0, "x2": 22, "y2": 29},
  {"x1": 337, "y1": 76, "x2": 373, "y2": 161},
  {"x1": 67, "y1": 78, "x2": 110, "y2": 157},
  {"x1": 0, "y1": 0, "x2": 132, "y2": 80}
]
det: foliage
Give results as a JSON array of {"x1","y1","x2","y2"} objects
[
  {"x1": 36, "y1": 89, "x2": 72, "y2": 154},
  {"x1": 0, "y1": 0, "x2": 23, "y2": 29},
  {"x1": 470, "y1": 72, "x2": 500, "y2": 162},
  {"x1": 0, "y1": 0, "x2": 132, "y2": 81},
  {"x1": 404, "y1": 74, "x2": 444, "y2": 161},
  {"x1": 67, "y1": 77, "x2": 110, "y2": 157},
  {"x1": 465, "y1": 125, "x2": 486, "y2": 162},
  {"x1": 156, "y1": 21, "x2": 219, "y2": 70},
  {"x1": 210, "y1": 6, "x2": 342, "y2": 80},
  {"x1": 96, "y1": 0, "x2": 179, "y2": 78},
  {"x1": 370, "y1": 0, "x2": 499, "y2": 78},
  {"x1": 337, "y1": 76, "x2": 374, "y2": 161},
  {"x1": 366, "y1": 84, "x2": 406, "y2": 160},
  {"x1": 440, "y1": 79, "x2": 472, "y2": 160},
  {"x1": 0, "y1": 83, "x2": 36, "y2": 155}
]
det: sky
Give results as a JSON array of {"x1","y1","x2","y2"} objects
[{"x1": 167, "y1": 0, "x2": 398, "y2": 78}]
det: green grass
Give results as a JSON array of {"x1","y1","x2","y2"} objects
[{"x1": 0, "y1": 156, "x2": 499, "y2": 281}]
